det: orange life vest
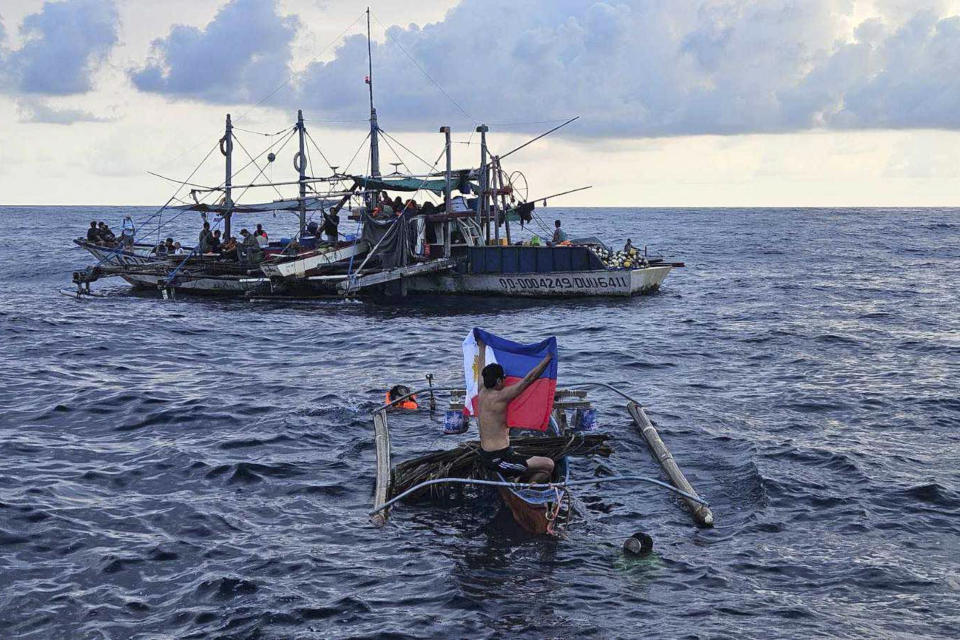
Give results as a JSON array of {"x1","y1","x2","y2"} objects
[{"x1": 386, "y1": 391, "x2": 418, "y2": 410}]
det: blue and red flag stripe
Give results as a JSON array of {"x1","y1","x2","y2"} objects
[{"x1": 463, "y1": 328, "x2": 558, "y2": 431}]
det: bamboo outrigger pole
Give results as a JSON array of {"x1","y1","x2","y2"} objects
[
  {"x1": 499, "y1": 116, "x2": 579, "y2": 161},
  {"x1": 627, "y1": 402, "x2": 714, "y2": 527},
  {"x1": 371, "y1": 408, "x2": 392, "y2": 527}
]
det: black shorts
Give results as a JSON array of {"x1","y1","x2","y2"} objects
[{"x1": 478, "y1": 446, "x2": 528, "y2": 478}]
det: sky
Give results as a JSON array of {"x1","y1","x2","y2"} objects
[{"x1": 2, "y1": 0, "x2": 960, "y2": 207}]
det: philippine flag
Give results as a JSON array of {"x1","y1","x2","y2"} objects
[{"x1": 462, "y1": 328, "x2": 558, "y2": 431}]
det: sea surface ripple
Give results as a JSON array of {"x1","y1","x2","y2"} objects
[{"x1": 1, "y1": 206, "x2": 958, "y2": 639}]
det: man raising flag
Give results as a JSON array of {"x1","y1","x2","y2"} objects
[{"x1": 462, "y1": 328, "x2": 558, "y2": 482}]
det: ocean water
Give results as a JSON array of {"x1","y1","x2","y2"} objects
[{"x1": 1, "y1": 206, "x2": 958, "y2": 639}]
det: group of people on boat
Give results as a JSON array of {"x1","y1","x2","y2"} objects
[
  {"x1": 86, "y1": 217, "x2": 136, "y2": 249},
  {"x1": 371, "y1": 191, "x2": 437, "y2": 219},
  {"x1": 151, "y1": 237, "x2": 185, "y2": 256}
]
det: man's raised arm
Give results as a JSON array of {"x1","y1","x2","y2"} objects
[{"x1": 501, "y1": 353, "x2": 552, "y2": 402}]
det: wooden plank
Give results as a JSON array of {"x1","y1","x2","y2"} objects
[
  {"x1": 627, "y1": 401, "x2": 714, "y2": 527},
  {"x1": 338, "y1": 258, "x2": 455, "y2": 294},
  {"x1": 371, "y1": 409, "x2": 392, "y2": 527}
]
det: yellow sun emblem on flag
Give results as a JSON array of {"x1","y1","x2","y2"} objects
[{"x1": 472, "y1": 351, "x2": 482, "y2": 382}]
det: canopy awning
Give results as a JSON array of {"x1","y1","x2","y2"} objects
[{"x1": 351, "y1": 170, "x2": 477, "y2": 196}]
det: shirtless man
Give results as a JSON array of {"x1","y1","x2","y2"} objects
[{"x1": 477, "y1": 354, "x2": 554, "y2": 483}]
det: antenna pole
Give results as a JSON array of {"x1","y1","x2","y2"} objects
[
  {"x1": 297, "y1": 109, "x2": 307, "y2": 236},
  {"x1": 367, "y1": 7, "x2": 381, "y2": 177},
  {"x1": 223, "y1": 114, "x2": 233, "y2": 239}
]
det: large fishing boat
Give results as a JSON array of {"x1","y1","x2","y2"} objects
[{"x1": 70, "y1": 10, "x2": 682, "y2": 300}]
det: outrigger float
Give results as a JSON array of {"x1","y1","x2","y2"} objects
[
  {"x1": 369, "y1": 381, "x2": 713, "y2": 537},
  {"x1": 70, "y1": 10, "x2": 682, "y2": 301}
]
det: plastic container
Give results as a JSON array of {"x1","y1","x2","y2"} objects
[
  {"x1": 443, "y1": 410, "x2": 468, "y2": 435},
  {"x1": 572, "y1": 408, "x2": 598, "y2": 432}
]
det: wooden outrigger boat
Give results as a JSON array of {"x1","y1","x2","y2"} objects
[
  {"x1": 369, "y1": 381, "x2": 714, "y2": 537},
  {"x1": 69, "y1": 10, "x2": 682, "y2": 301}
]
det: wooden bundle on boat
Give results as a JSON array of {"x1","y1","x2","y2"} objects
[{"x1": 389, "y1": 433, "x2": 613, "y2": 499}]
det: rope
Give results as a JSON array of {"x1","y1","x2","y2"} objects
[
  {"x1": 232, "y1": 126, "x2": 288, "y2": 137},
  {"x1": 372, "y1": 14, "x2": 474, "y2": 124},
  {"x1": 304, "y1": 129, "x2": 337, "y2": 174},
  {"x1": 378, "y1": 128, "x2": 441, "y2": 172},
  {"x1": 233, "y1": 134, "x2": 284, "y2": 201}
]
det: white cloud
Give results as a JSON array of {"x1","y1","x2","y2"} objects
[
  {"x1": 16, "y1": 97, "x2": 113, "y2": 124},
  {"x1": 0, "y1": 0, "x2": 118, "y2": 95},
  {"x1": 130, "y1": 0, "x2": 299, "y2": 103},
  {"x1": 125, "y1": 0, "x2": 960, "y2": 137}
]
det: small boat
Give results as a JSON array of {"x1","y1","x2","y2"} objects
[
  {"x1": 369, "y1": 381, "x2": 713, "y2": 537},
  {"x1": 488, "y1": 419, "x2": 572, "y2": 536}
]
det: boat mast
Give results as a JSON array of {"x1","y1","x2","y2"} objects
[
  {"x1": 441, "y1": 126, "x2": 452, "y2": 257},
  {"x1": 223, "y1": 114, "x2": 234, "y2": 239},
  {"x1": 476, "y1": 124, "x2": 488, "y2": 242},
  {"x1": 296, "y1": 109, "x2": 307, "y2": 236},
  {"x1": 366, "y1": 7, "x2": 381, "y2": 178}
]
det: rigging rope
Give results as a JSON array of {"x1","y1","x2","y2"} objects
[
  {"x1": 371, "y1": 14, "x2": 475, "y2": 125},
  {"x1": 233, "y1": 134, "x2": 285, "y2": 201}
]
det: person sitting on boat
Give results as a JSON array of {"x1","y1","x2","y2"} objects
[
  {"x1": 98, "y1": 222, "x2": 117, "y2": 245},
  {"x1": 321, "y1": 207, "x2": 340, "y2": 243},
  {"x1": 550, "y1": 220, "x2": 567, "y2": 245},
  {"x1": 86, "y1": 221, "x2": 100, "y2": 244},
  {"x1": 164, "y1": 237, "x2": 176, "y2": 255},
  {"x1": 198, "y1": 221, "x2": 212, "y2": 253},
  {"x1": 173, "y1": 242, "x2": 184, "y2": 256},
  {"x1": 209, "y1": 229, "x2": 222, "y2": 253},
  {"x1": 240, "y1": 229, "x2": 264, "y2": 264},
  {"x1": 476, "y1": 356, "x2": 555, "y2": 483},
  {"x1": 377, "y1": 192, "x2": 394, "y2": 216},
  {"x1": 392, "y1": 196, "x2": 404, "y2": 213},
  {"x1": 220, "y1": 236, "x2": 238, "y2": 261},
  {"x1": 624, "y1": 238, "x2": 634, "y2": 254},
  {"x1": 255, "y1": 223, "x2": 269, "y2": 248}
]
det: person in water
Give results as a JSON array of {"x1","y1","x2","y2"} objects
[
  {"x1": 551, "y1": 219, "x2": 567, "y2": 245},
  {"x1": 476, "y1": 356, "x2": 554, "y2": 483}
]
